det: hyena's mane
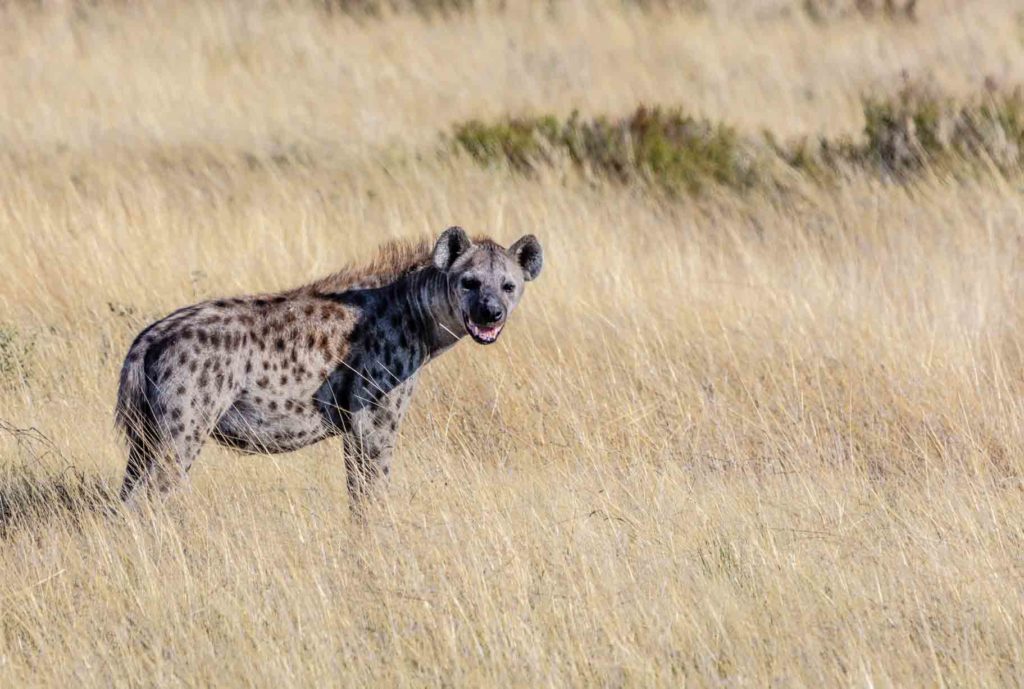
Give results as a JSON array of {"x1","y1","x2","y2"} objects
[
  {"x1": 298, "y1": 232, "x2": 493, "y2": 295},
  {"x1": 300, "y1": 237, "x2": 435, "y2": 294}
]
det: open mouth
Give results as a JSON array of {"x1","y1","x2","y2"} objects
[{"x1": 464, "y1": 315, "x2": 504, "y2": 344}]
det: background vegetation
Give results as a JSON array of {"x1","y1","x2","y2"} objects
[{"x1": 1, "y1": 0, "x2": 1023, "y2": 686}]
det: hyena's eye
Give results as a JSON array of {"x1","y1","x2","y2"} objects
[
  {"x1": 502, "y1": 282, "x2": 516, "y2": 293},
  {"x1": 460, "y1": 277, "x2": 481, "y2": 290}
]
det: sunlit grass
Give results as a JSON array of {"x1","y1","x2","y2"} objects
[{"x1": 1, "y1": 1, "x2": 1023, "y2": 686}]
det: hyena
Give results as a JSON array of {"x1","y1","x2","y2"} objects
[{"x1": 115, "y1": 226, "x2": 543, "y2": 513}]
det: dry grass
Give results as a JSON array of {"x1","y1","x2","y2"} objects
[{"x1": 2, "y1": 1, "x2": 1024, "y2": 686}]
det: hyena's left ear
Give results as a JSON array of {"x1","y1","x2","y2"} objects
[
  {"x1": 509, "y1": 235, "x2": 543, "y2": 281},
  {"x1": 433, "y1": 226, "x2": 472, "y2": 272}
]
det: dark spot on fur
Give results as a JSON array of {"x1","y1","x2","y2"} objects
[
  {"x1": 245, "y1": 360, "x2": 253, "y2": 373},
  {"x1": 178, "y1": 351, "x2": 188, "y2": 365},
  {"x1": 280, "y1": 375, "x2": 289, "y2": 385},
  {"x1": 304, "y1": 304, "x2": 315, "y2": 317},
  {"x1": 176, "y1": 385, "x2": 186, "y2": 395},
  {"x1": 189, "y1": 360, "x2": 198, "y2": 373},
  {"x1": 196, "y1": 330, "x2": 208, "y2": 344},
  {"x1": 269, "y1": 401, "x2": 278, "y2": 411},
  {"x1": 284, "y1": 400, "x2": 293, "y2": 411},
  {"x1": 198, "y1": 372, "x2": 210, "y2": 388},
  {"x1": 257, "y1": 376, "x2": 269, "y2": 388},
  {"x1": 274, "y1": 337, "x2": 285, "y2": 352},
  {"x1": 181, "y1": 328, "x2": 194, "y2": 340}
]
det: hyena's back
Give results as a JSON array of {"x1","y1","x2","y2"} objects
[{"x1": 115, "y1": 295, "x2": 357, "y2": 497}]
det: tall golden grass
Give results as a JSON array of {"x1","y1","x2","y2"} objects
[{"x1": 1, "y1": 1, "x2": 1023, "y2": 686}]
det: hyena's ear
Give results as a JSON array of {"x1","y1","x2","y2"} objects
[
  {"x1": 432, "y1": 226, "x2": 472, "y2": 272},
  {"x1": 509, "y1": 234, "x2": 543, "y2": 281}
]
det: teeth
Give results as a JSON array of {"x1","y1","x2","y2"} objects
[{"x1": 466, "y1": 319, "x2": 502, "y2": 342}]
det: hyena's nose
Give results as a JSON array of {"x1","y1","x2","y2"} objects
[{"x1": 479, "y1": 302, "x2": 504, "y2": 325}]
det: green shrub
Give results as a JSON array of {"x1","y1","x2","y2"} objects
[
  {"x1": 451, "y1": 84, "x2": 1024, "y2": 195},
  {"x1": 451, "y1": 107, "x2": 760, "y2": 195},
  {"x1": 318, "y1": 0, "x2": 482, "y2": 18},
  {"x1": 451, "y1": 115, "x2": 563, "y2": 172},
  {"x1": 803, "y1": 0, "x2": 918, "y2": 23},
  {"x1": 320, "y1": 0, "x2": 707, "y2": 18},
  {"x1": 0, "y1": 325, "x2": 33, "y2": 389}
]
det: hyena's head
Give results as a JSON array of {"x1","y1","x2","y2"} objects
[{"x1": 432, "y1": 226, "x2": 543, "y2": 344}]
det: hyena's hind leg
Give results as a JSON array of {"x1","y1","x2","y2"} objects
[
  {"x1": 118, "y1": 407, "x2": 208, "y2": 507},
  {"x1": 117, "y1": 328, "x2": 245, "y2": 507},
  {"x1": 118, "y1": 371, "x2": 226, "y2": 506}
]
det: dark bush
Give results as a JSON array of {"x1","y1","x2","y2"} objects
[{"x1": 859, "y1": 82, "x2": 1024, "y2": 175}]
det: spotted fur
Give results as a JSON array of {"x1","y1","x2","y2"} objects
[{"x1": 115, "y1": 227, "x2": 543, "y2": 514}]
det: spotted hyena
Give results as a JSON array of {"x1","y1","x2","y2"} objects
[{"x1": 115, "y1": 226, "x2": 543, "y2": 512}]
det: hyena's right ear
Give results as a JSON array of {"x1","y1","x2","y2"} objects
[{"x1": 432, "y1": 226, "x2": 472, "y2": 272}]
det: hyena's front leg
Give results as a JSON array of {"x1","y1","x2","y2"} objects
[
  {"x1": 343, "y1": 380, "x2": 415, "y2": 517},
  {"x1": 343, "y1": 407, "x2": 399, "y2": 517}
]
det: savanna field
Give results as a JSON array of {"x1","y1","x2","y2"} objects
[{"x1": 2, "y1": 1, "x2": 1024, "y2": 686}]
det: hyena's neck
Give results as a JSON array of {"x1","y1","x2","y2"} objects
[{"x1": 394, "y1": 266, "x2": 465, "y2": 360}]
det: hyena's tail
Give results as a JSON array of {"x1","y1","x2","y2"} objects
[{"x1": 114, "y1": 327, "x2": 163, "y2": 501}]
